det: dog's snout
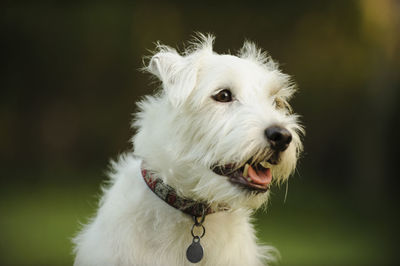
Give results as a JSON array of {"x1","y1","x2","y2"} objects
[{"x1": 265, "y1": 126, "x2": 292, "y2": 152}]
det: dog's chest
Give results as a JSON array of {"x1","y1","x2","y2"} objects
[{"x1": 134, "y1": 211, "x2": 263, "y2": 265}]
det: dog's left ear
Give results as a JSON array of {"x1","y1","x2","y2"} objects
[{"x1": 147, "y1": 50, "x2": 198, "y2": 107}]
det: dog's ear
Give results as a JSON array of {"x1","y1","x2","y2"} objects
[
  {"x1": 148, "y1": 51, "x2": 198, "y2": 107},
  {"x1": 147, "y1": 51, "x2": 181, "y2": 83}
]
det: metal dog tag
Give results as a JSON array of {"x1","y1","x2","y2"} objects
[{"x1": 186, "y1": 236, "x2": 203, "y2": 263}]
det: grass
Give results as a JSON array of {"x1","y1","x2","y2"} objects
[
  {"x1": 0, "y1": 178, "x2": 394, "y2": 265},
  {"x1": 255, "y1": 189, "x2": 391, "y2": 265},
  {"x1": 0, "y1": 183, "x2": 99, "y2": 266}
]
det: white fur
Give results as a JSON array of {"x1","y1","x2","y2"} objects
[{"x1": 73, "y1": 34, "x2": 303, "y2": 266}]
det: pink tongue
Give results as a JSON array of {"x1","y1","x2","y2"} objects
[{"x1": 247, "y1": 165, "x2": 272, "y2": 186}]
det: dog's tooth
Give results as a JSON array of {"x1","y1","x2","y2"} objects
[{"x1": 243, "y1": 163, "x2": 250, "y2": 177}]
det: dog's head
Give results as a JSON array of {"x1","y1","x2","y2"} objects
[{"x1": 134, "y1": 34, "x2": 303, "y2": 210}]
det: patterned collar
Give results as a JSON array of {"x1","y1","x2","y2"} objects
[{"x1": 141, "y1": 168, "x2": 227, "y2": 217}]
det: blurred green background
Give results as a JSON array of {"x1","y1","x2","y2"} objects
[{"x1": 1, "y1": 0, "x2": 399, "y2": 265}]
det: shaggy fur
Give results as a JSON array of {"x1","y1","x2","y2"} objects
[{"x1": 73, "y1": 34, "x2": 303, "y2": 266}]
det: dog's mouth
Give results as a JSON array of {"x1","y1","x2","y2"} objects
[{"x1": 212, "y1": 158, "x2": 275, "y2": 192}]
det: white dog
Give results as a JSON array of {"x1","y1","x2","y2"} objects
[{"x1": 73, "y1": 34, "x2": 303, "y2": 266}]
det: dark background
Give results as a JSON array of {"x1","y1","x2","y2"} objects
[{"x1": 1, "y1": 0, "x2": 399, "y2": 265}]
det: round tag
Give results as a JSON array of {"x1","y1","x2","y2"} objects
[{"x1": 186, "y1": 236, "x2": 203, "y2": 263}]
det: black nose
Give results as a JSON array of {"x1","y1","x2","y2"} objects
[{"x1": 265, "y1": 126, "x2": 292, "y2": 152}]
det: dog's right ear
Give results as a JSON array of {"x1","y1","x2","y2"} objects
[{"x1": 147, "y1": 50, "x2": 198, "y2": 107}]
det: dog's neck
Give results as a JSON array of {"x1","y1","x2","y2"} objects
[{"x1": 141, "y1": 168, "x2": 228, "y2": 217}]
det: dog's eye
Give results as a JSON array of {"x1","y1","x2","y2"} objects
[
  {"x1": 212, "y1": 89, "x2": 233, "y2": 102},
  {"x1": 273, "y1": 97, "x2": 293, "y2": 113},
  {"x1": 273, "y1": 98, "x2": 285, "y2": 109}
]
